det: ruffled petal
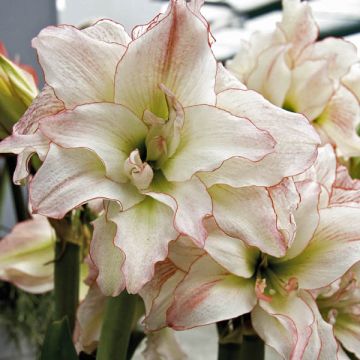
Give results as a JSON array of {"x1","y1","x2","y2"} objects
[
  {"x1": 40, "y1": 102, "x2": 147, "y2": 183},
  {"x1": 146, "y1": 175, "x2": 212, "y2": 246},
  {"x1": 109, "y1": 196, "x2": 179, "y2": 294},
  {"x1": 30, "y1": 145, "x2": 143, "y2": 218},
  {"x1": 167, "y1": 255, "x2": 256, "y2": 329},
  {"x1": 201, "y1": 89, "x2": 320, "y2": 188},
  {"x1": 162, "y1": 104, "x2": 276, "y2": 182},
  {"x1": 32, "y1": 25, "x2": 125, "y2": 107},
  {"x1": 276, "y1": 206, "x2": 360, "y2": 290},
  {"x1": 115, "y1": 0, "x2": 216, "y2": 118}
]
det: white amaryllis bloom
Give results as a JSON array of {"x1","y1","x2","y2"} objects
[
  {"x1": 0, "y1": 0, "x2": 319, "y2": 295},
  {"x1": 142, "y1": 146, "x2": 360, "y2": 358},
  {"x1": 0, "y1": 215, "x2": 55, "y2": 293},
  {"x1": 227, "y1": 0, "x2": 360, "y2": 158}
]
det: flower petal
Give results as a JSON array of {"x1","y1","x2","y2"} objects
[
  {"x1": 201, "y1": 89, "x2": 320, "y2": 188},
  {"x1": 281, "y1": 180, "x2": 321, "y2": 261},
  {"x1": 90, "y1": 212, "x2": 126, "y2": 297},
  {"x1": 82, "y1": 19, "x2": 131, "y2": 45},
  {"x1": 32, "y1": 25, "x2": 125, "y2": 107},
  {"x1": 252, "y1": 292, "x2": 314, "y2": 359},
  {"x1": 114, "y1": 0, "x2": 216, "y2": 118},
  {"x1": 40, "y1": 102, "x2": 147, "y2": 183},
  {"x1": 215, "y1": 63, "x2": 246, "y2": 94},
  {"x1": 162, "y1": 104, "x2": 276, "y2": 182},
  {"x1": 203, "y1": 218, "x2": 258, "y2": 278},
  {"x1": 30, "y1": 144, "x2": 143, "y2": 218},
  {"x1": 319, "y1": 86, "x2": 360, "y2": 157},
  {"x1": 209, "y1": 183, "x2": 295, "y2": 257},
  {"x1": 276, "y1": 206, "x2": 360, "y2": 289},
  {"x1": 0, "y1": 216, "x2": 55, "y2": 293},
  {"x1": 109, "y1": 196, "x2": 179, "y2": 294},
  {"x1": 146, "y1": 174, "x2": 212, "y2": 246},
  {"x1": 143, "y1": 328, "x2": 187, "y2": 360},
  {"x1": 167, "y1": 255, "x2": 256, "y2": 330},
  {"x1": 335, "y1": 316, "x2": 360, "y2": 358},
  {"x1": 246, "y1": 45, "x2": 291, "y2": 107}
]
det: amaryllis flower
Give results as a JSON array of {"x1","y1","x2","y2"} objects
[
  {"x1": 227, "y1": 0, "x2": 360, "y2": 157},
  {"x1": 142, "y1": 146, "x2": 360, "y2": 358},
  {"x1": 315, "y1": 262, "x2": 360, "y2": 359},
  {"x1": 0, "y1": 0, "x2": 319, "y2": 295},
  {"x1": 0, "y1": 215, "x2": 55, "y2": 293}
]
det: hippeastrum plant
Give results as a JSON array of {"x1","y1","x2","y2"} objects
[
  {"x1": 0, "y1": 43, "x2": 38, "y2": 140},
  {"x1": 227, "y1": 0, "x2": 360, "y2": 158},
  {"x1": 0, "y1": 0, "x2": 319, "y2": 296},
  {"x1": 141, "y1": 145, "x2": 360, "y2": 358},
  {"x1": 0, "y1": 215, "x2": 55, "y2": 293}
]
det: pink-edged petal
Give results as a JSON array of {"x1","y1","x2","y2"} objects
[
  {"x1": 296, "y1": 38, "x2": 358, "y2": 81},
  {"x1": 294, "y1": 144, "x2": 336, "y2": 207},
  {"x1": 74, "y1": 284, "x2": 106, "y2": 354},
  {"x1": 318, "y1": 86, "x2": 360, "y2": 157},
  {"x1": 90, "y1": 212, "x2": 125, "y2": 297},
  {"x1": 30, "y1": 144, "x2": 143, "y2": 219},
  {"x1": 32, "y1": 25, "x2": 125, "y2": 107},
  {"x1": 115, "y1": 1, "x2": 216, "y2": 118},
  {"x1": 276, "y1": 206, "x2": 360, "y2": 290},
  {"x1": 279, "y1": 0, "x2": 318, "y2": 60},
  {"x1": 141, "y1": 237, "x2": 204, "y2": 330},
  {"x1": 281, "y1": 180, "x2": 321, "y2": 261},
  {"x1": 215, "y1": 63, "x2": 246, "y2": 94},
  {"x1": 146, "y1": 175, "x2": 211, "y2": 246},
  {"x1": 167, "y1": 255, "x2": 257, "y2": 330},
  {"x1": 82, "y1": 19, "x2": 131, "y2": 45},
  {"x1": 162, "y1": 104, "x2": 275, "y2": 182},
  {"x1": 40, "y1": 102, "x2": 147, "y2": 183},
  {"x1": 246, "y1": 45, "x2": 291, "y2": 107},
  {"x1": 209, "y1": 182, "x2": 297, "y2": 257},
  {"x1": 143, "y1": 328, "x2": 187, "y2": 360},
  {"x1": 343, "y1": 63, "x2": 360, "y2": 102},
  {"x1": 109, "y1": 196, "x2": 178, "y2": 294},
  {"x1": 300, "y1": 291, "x2": 338, "y2": 360},
  {"x1": 252, "y1": 292, "x2": 314, "y2": 359},
  {"x1": 201, "y1": 89, "x2": 320, "y2": 188},
  {"x1": 285, "y1": 60, "x2": 334, "y2": 121},
  {"x1": 0, "y1": 216, "x2": 55, "y2": 293},
  {"x1": 203, "y1": 218, "x2": 258, "y2": 278}
]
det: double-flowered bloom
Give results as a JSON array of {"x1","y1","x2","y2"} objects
[
  {"x1": 0, "y1": 0, "x2": 319, "y2": 296},
  {"x1": 228, "y1": 0, "x2": 360, "y2": 157}
]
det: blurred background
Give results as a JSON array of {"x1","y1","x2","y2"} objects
[{"x1": 0, "y1": 0, "x2": 359, "y2": 359}]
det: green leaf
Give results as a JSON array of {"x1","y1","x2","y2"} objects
[{"x1": 40, "y1": 317, "x2": 78, "y2": 360}]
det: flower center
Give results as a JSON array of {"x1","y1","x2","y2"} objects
[{"x1": 124, "y1": 84, "x2": 184, "y2": 191}]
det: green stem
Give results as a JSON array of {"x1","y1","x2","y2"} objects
[
  {"x1": 54, "y1": 241, "x2": 80, "y2": 333},
  {"x1": 218, "y1": 342, "x2": 242, "y2": 359},
  {"x1": 5, "y1": 155, "x2": 29, "y2": 221},
  {"x1": 239, "y1": 335, "x2": 265, "y2": 359},
  {"x1": 96, "y1": 291, "x2": 137, "y2": 360}
]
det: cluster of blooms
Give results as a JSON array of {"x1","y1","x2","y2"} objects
[{"x1": 1, "y1": 0, "x2": 360, "y2": 358}]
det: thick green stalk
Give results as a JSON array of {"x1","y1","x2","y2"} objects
[
  {"x1": 96, "y1": 292, "x2": 137, "y2": 360},
  {"x1": 6, "y1": 155, "x2": 29, "y2": 221},
  {"x1": 54, "y1": 241, "x2": 80, "y2": 333},
  {"x1": 218, "y1": 342, "x2": 242, "y2": 359},
  {"x1": 239, "y1": 335, "x2": 265, "y2": 359}
]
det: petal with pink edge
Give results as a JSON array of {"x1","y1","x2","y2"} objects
[
  {"x1": 146, "y1": 174, "x2": 212, "y2": 246},
  {"x1": 40, "y1": 102, "x2": 147, "y2": 183},
  {"x1": 275, "y1": 206, "x2": 360, "y2": 289},
  {"x1": 30, "y1": 144, "x2": 143, "y2": 219},
  {"x1": 109, "y1": 196, "x2": 179, "y2": 294},
  {"x1": 201, "y1": 89, "x2": 320, "y2": 188},
  {"x1": 32, "y1": 25, "x2": 125, "y2": 107},
  {"x1": 114, "y1": 1, "x2": 216, "y2": 118},
  {"x1": 162, "y1": 104, "x2": 276, "y2": 182},
  {"x1": 167, "y1": 255, "x2": 256, "y2": 330}
]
